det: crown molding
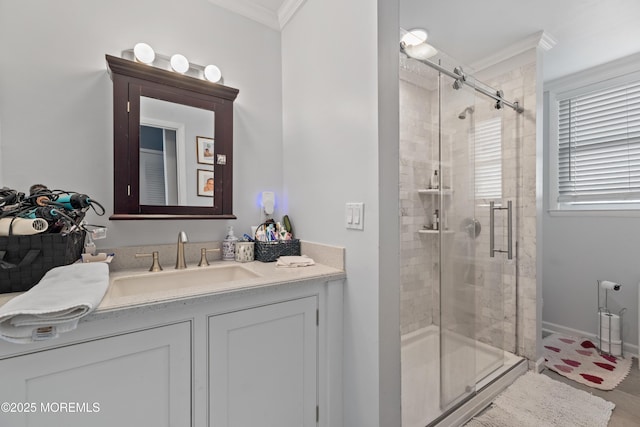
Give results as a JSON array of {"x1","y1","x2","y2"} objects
[
  {"x1": 208, "y1": 0, "x2": 306, "y2": 31},
  {"x1": 538, "y1": 32, "x2": 557, "y2": 52},
  {"x1": 208, "y1": 0, "x2": 280, "y2": 31},
  {"x1": 279, "y1": 0, "x2": 306, "y2": 29},
  {"x1": 471, "y1": 30, "x2": 556, "y2": 73},
  {"x1": 545, "y1": 50, "x2": 640, "y2": 93}
]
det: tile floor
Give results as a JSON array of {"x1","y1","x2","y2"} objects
[{"x1": 542, "y1": 358, "x2": 640, "y2": 426}]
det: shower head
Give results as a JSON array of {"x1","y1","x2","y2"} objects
[{"x1": 458, "y1": 106, "x2": 474, "y2": 120}]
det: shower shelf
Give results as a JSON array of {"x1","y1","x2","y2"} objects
[
  {"x1": 418, "y1": 189, "x2": 453, "y2": 195},
  {"x1": 418, "y1": 229, "x2": 454, "y2": 234}
]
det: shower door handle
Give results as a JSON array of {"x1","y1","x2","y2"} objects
[{"x1": 489, "y1": 200, "x2": 513, "y2": 260}]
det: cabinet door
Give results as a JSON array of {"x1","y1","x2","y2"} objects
[
  {"x1": 209, "y1": 296, "x2": 317, "y2": 427},
  {"x1": 0, "y1": 321, "x2": 191, "y2": 427}
]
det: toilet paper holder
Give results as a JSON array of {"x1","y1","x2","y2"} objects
[{"x1": 597, "y1": 279, "x2": 626, "y2": 357}]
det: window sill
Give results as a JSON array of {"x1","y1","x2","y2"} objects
[{"x1": 548, "y1": 209, "x2": 640, "y2": 218}]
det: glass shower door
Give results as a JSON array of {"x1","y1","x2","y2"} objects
[
  {"x1": 439, "y1": 74, "x2": 516, "y2": 410},
  {"x1": 438, "y1": 77, "x2": 480, "y2": 410}
]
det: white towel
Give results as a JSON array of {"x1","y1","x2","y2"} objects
[
  {"x1": 276, "y1": 255, "x2": 315, "y2": 268},
  {"x1": 0, "y1": 263, "x2": 109, "y2": 344}
]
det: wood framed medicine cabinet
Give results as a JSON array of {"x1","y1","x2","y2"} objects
[{"x1": 106, "y1": 54, "x2": 239, "y2": 220}]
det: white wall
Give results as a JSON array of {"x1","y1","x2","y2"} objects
[
  {"x1": 542, "y1": 56, "x2": 640, "y2": 351},
  {"x1": 282, "y1": 0, "x2": 400, "y2": 425},
  {"x1": 0, "y1": 0, "x2": 283, "y2": 246},
  {"x1": 542, "y1": 213, "x2": 639, "y2": 349}
]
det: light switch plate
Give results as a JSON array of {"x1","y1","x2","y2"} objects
[{"x1": 346, "y1": 203, "x2": 364, "y2": 230}]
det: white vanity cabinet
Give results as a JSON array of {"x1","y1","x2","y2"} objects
[
  {"x1": 209, "y1": 296, "x2": 318, "y2": 427},
  {"x1": 0, "y1": 321, "x2": 192, "y2": 427},
  {"x1": 0, "y1": 275, "x2": 344, "y2": 427}
]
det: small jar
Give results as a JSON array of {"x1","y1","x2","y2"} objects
[{"x1": 235, "y1": 241, "x2": 255, "y2": 263}]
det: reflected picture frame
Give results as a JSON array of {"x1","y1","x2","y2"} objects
[
  {"x1": 196, "y1": 136, "x2": 215, "y2": 165},
  {"x1": 197, "y1": 169, "x2": 214, "y2": 198}
]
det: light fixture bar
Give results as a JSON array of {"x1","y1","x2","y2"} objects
[{"x1": 121, "y1": 49, "x2": 223, "y2": 84}]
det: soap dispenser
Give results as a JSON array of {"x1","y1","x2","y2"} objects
[
  {"x1": 222, "y1": 226, "x2": 238, "y2": 261},
  {"x1": 430, "y1": 170, "x2": 439, "y2": 190},
  {"x1": 432, "y1": 209, "x2": 439, "y2": 230}
]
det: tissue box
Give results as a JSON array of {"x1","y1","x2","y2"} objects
[{"x1": 0, "y1": 231, "x2": 85, "y2": 294}]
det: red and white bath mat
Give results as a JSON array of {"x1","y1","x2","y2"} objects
[{"x1": 542, "y1": 333, "x2": 632, "y2": 391}]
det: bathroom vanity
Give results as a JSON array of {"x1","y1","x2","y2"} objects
[{"x1": 0, "y1": 254, "x2": 344, "y2": 427}]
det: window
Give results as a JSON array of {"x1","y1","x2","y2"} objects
[
  {"x1": 475, "y1": 117, "x2": 502, "y2": 200},
  {"x1": 557, "y1": 80, "x2": 640, "y2": 207}
]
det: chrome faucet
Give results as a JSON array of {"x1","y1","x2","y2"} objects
[{"x1": 176, "y1": 231, "x2": 188, "y2": 269}]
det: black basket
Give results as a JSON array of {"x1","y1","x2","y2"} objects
[
  {"x1": 0, "y1": 231, "x2": 86, "y2": 294},
  {"x1": 254, "y1": 239, "x2": 300, "y2": 262}
]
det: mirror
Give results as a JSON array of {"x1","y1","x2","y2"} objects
[
  {"x1": 140, "y1": 97, "x2": 215, "y2": 207},
  {"x1": 106, "y1": 54, "x2": 239, "y2": 219}
]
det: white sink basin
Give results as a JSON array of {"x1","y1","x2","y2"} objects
[{"x1": 108, "y1": 264, "x2": 261, "y2": 298}]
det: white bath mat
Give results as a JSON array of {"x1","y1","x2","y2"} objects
[
  {"x1": 542, "y1": 333, "x2": 632, "y2": 390},
  {"x1": 465, "y1": 372, "x2": 615, "y2": 427}
]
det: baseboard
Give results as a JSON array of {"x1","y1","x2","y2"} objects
[
  {"x1": 543, "y1": 321, "x2": 639, "y2": 360},
  {"x1": 531, "y1": 357, "x2": 545, "y2": 373}
]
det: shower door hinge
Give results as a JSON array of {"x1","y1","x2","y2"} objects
[{"x1": 316, "y1": 309, "x2": 319, "y2": 326}]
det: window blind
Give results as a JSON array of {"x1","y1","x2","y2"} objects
[
  {"x1": 475, "y1": 117, "x2": 502, "y2": 200},
  {"x1": 140, "y1": 149, "x2": 167, "y2": 205},
  {"x1": 558, "y1": 81, "x2": 640, "y2": 204}
]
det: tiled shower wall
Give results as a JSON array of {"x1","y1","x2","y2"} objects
[{"x1": 399, "y1": 57, "x2": 437, "y2": 336}]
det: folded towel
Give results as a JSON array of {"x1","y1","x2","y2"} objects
[
  {"x1": 276, "y1": 255, "x2": 315, "y2": 268},
  {"x1": 0, "y1": 263, "x2": 109, "y2": 344}
]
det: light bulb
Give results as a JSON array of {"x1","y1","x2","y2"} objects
[
  {"x1": 133, "y1": 42, "x2": 155, "y2": 64},
  {"x1": 204, "y1": 65, "x2": 222, "y2": 83},
  {"x1": 401, "y1": 29, "x2": 428, "y2": 47},
  {"x1": 400, "y1": 28, "x2": 438, "y2": 60},
  {"x1": 170, "y1": 54, "x2": 189, "y2": 74}
]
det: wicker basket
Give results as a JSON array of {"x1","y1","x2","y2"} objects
[
  {"x1": 0, "y1": 231, "x2": 86, "y2": 294},
  {"x1": 254, "y1": 239, "x2": 300, "y2": 262}
]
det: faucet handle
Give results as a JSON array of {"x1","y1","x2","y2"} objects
[
  {"x1": 198, "y1": 248, "x2": 221, "y2": 267},
  {"x1": 135, "y1": 251, "x2": 163, "y2": 272}
]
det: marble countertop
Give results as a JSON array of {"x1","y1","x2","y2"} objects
[
  {"x1": 0, "y1": 241, "x2": 345, "y2": 316},
  {"x1": 99, "y1": 259, "x2": 345, "y2": 312}
]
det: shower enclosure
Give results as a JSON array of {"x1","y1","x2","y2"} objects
[{"x1": 399, "y1": 44, "x2": 527, "y2": 427}]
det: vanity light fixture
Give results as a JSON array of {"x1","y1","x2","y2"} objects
[
  {"x1": 400, "y1": 28, "x2": 438, "y2": 60},
  {"x1": 124, "y1": 44, "x2": 224, "y2": 84},
  {"x1": 204, "y1": 64, "x2": 222, "y2": 83},
  {"x1": 170, "y1": 54, "x2": 190, "y2": 74},
  {"x1": 133, "y1": 42, "x2": 155, "y2": 64},
  {"x1": 400, "y1": 28, "x2": 428, "y2": 47}
]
